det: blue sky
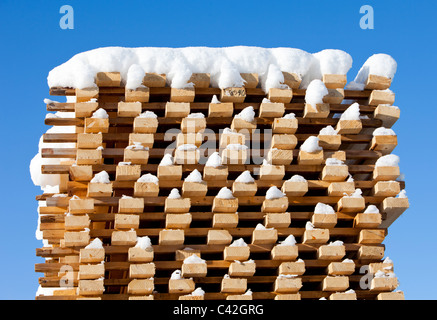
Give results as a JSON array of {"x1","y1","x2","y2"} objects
[{"x1": 0, "y1": 0, "x2": 435, "y2": 300}]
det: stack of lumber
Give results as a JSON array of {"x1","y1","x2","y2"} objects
[{"x1": 35, "y1": 69, "x2": 407, "y2": 300}]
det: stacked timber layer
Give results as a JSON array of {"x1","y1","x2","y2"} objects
[{"x1": 35, "y1": 53, "x2": 408, "y2": 300}]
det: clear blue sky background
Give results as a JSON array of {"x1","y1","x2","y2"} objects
[{"x1": 0, "y1": 0, "x2": 435, "y2": 300}]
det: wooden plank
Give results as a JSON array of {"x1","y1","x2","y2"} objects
[
  {"x1": 41, "y1": 147, "x2": 382, "y2": 160},
  {"x1": 45, "y1": 101, "x2": 377, "y2": 116},
  {"x1": 43, "y1": 132, "x2": 375, "y2": 144},
  {"x1": 41, "y1": 227, "x2": 380, "y2": 241},
  {"x1": 35, "y1": 259, "x2": 363, "y2": 273},
  {"x1": 37, "y1": 242, "x2": 383, "y2": 258},
  {"x1": 43, "y1": 194, "x2": 388, "y2": 207},
  {"x1": 36, "y1": 289, "x2": 382, "y2": 300},
  {"x1": 38, "y1": 178, "x2": 383, "y2": 192},
  {"x1": 50, "y1": 84, "x2": 372, "y2": 98},
  {"x1": 44, "y1": 116, "x2": 383, "y2": 128},
  {"x1": 39, "y1": 274, "x2": 370, "y2": 286},
  {"x1": 35, "y1": 290, "x2": 379, "y2": 300},
  {"x1": 41, "y1": 163, "x2": 376, "y2": 175},
  {"x1": 38, "y1": 210, "x2": 375, "y2": 227}
]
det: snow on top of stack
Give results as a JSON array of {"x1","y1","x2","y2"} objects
[
  {"x1": 211, "y1": 95, "x2": 221, "y2": 104},
  {"x1": 168, "y1": 188, "x2": 182, "y2": 199},
  {"x1": 300, "y1": 49, "x2": 353, "y2": 88},
  {"x1": 183, "y1": 254, "x2": 206, "y2": 264},
  {"x1": 137, "y1": 110, "x2": 157, "y2": 118},
  {"x1": 328, "y1": 240, "x2": 344, "y2": 246},
  {"x1": 230, "y1": 238, "x2": 248, "y2": 247},
  {"x1": 45, "y1": 111, "x2": 75, "y2": 119},
  {"x1": 85, "y1": 238, "x2": 103, "y2": 249},
  {"x1": 262, "y1": 64, "x2": 290, "y2": 92},
  {"x1": 287, "y1": 175, "x2": 307, "y2": 183},
  {"x1": 255, "y1": 223, "x2": 274, "y2": 231},
  {"x1": 383, "y1": 257, "x2": 393, "y2": 264},
  {"x1": 177, "y1": 144, "x2": 198, "y2": 151},
  {"x1": 364, "y1": 205, "x2": 380, "y2": 214},
  {"x1": 354, "y1": 54, "x2": 397, "y2": 84},
  {"x1": 278, "y1": 234, "x2": 297, "y2": 246},
  {"x1": 262, "y1": 159, "x2": 273, "y2": 166},
  {"x1": 325, "y1": 158, "x2": 345, "y2": 166},
  {"x1": 244, "y1": 289, "x2": 253, "y2": 296},
  {"x1": 44, "y1": 98, "x2": 59, "y2": 104},
  {"x1": 135, "y1": 236, "x2": 152, "y2": 249},
  {"x1": 184, "y1": 169, "x2": 203, "y2": 183},
  {"x1": 282, "y1": 113, "x2": 296, "y2": 119},
  {"x1": 222, "y1": 127, "x2": 244, "y2": 135},
  {"x1": 159, "y1": 153, "x2": 174, "y2": 166},
  {"x1": 340, "y1": 102, "x2": 360, "y2": 121},
  {"x1": 265, "y1": 186, "x2": 286, "y2": 200},
  {"x1": 126, "y1": 142, "x2": 148, "y2": 150},
  {"x1": 397, "y1": 189, "x2": 407, "y2": 198},
  {"x1": 187, "y1": 112, "x2": 205, "y2": 119},
  {"x1": 137, "y1": 173, "x2": 159, "y2": 184},
  {"x1": 226, "y1": 143, "x2": 248, "y2": 150},
  {"x1": 375, "y1": 154, "x2": 400, "y2": 167},
  {"x1": 47, "y1": 46, "x2": 310, "y2": 90},
  {"x1": 374, "y1": 270, "x2": 396, "y2": 278},
  {"x1": 205, "y1": 152, "x2": 222, "y2": 168},
  {"x1": 314, "y1": 203, "x2": 335, "y2": 214},
  {"x1": 305, "y1": 221, "x2": 317, "y2": 230},
  {"x1": 300, "y1": 136, "x2": 322, "y2": 153},
  {"x1": 305, "y1": 79, "x2": 328, "y2": 107},
  {"x1": 344, "y1": 188, "x2": 363, "y2": 198},
  {"x1": 90, "y1": 171, "x2": 110, "y2": 184},
  {"x1": 216, "y1": 187, "x2": 235, "y2": 199},
  {"x1": 170, "y1": 270, "x2": 183, "y2": 280},
  {"x1": 91, "y1": 108, "x2": 109, "y2": 119},
  {"x1": 313, "y1": 49, "x2": 353, "y2": 75},
  {"x1": 234, "y1": 259, "x2": 255, "y2": 265},
  {"x1": 277, "y1": 274, "x2": 299, "y2": 279},
  {"x1": 234, "y1": 106, "x2": 255, "y2": 122},
  {"x1": 47, "y1": 46, "x2": 394, "y2": 91},
  {"x1": 342, "y1": 258, "x2": 354, "y2": 264},
  {"x1": 187, "y1": 287, "x2": 205, "y2": 296},
  {"x1": 373, "y1": 127, "x2": 396, "y2": 136},
  {"x1": 235, "y1": 170, "x2": 255, "y2": 183},
  {"x1": 126, "y1": 64, "x2": 146, "y2": 90},
  {"x1": 319, "y1": 125, "x2": 338, "y2": 136}
]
